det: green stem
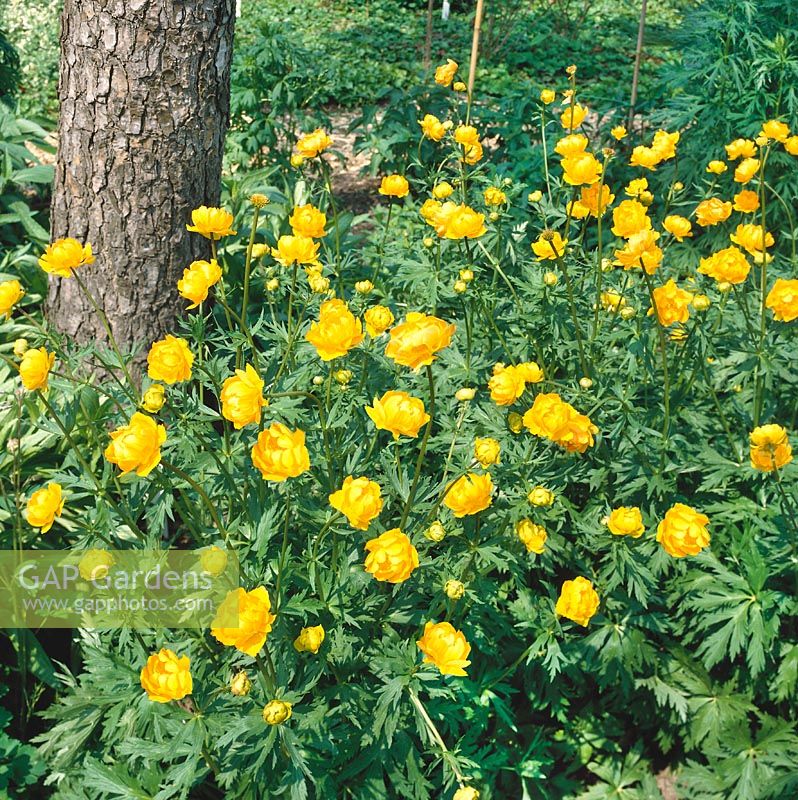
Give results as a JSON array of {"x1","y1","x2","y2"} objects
[
  {"x1": 160, "y1": 459, "x2": 229, "y2": 543},
  {"x1": 642, "y1": 269, "x2": 671, "y2": 446}
]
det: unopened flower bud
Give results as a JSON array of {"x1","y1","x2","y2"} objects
[
  {"x1": 489, "y1": 211, "x2": 500, "y2": 222},
  {"x1": 262, "y1": 699, "x2": 292, "y2": 725},
  {"x1": 717, "y1": 281, "x2": 732, "y2": 294},
  {"x1": 528, "y1": 190, "x2": 543, "y2": 203},
  {"x1": 141, "y1": 384, "x2": 165, "y2": 413},
  {"x1": 672, "y1": 181, "x2": 684, "y2": 192},
  {"x1": 230, "y1": 671, "x2": 252, "y2": 696},
  {"x1": 444, "y1": 579, "x2": 465, "y2": 600},
  {"x1": 693, "y1": 293, "x2": 711, "y2": 311},
  {"x1": 424, "y1": 521, "x2": 446, "y2": 542},
  {"x1": 333, "y1": 369, "x2": 352, "y2": 385},
  {"x1": 543, "y1": 271, "x2": 558, "y2": 286},
  {"x1": 619, "y1": 306, "x2": 637, "y2": 320},
  {"x1": 600, "y1": 258, "x2": 614, "y2": 273},
  {"x1": 638, "y1": 191, "x2": 654, "y2": 207},
  {"x1": 290, "y1": 154, "x2": 304, "y2": 168},
  {"x1": 455, "y1": 387, "x2": 476, "y2": 402},
  {"x1": 312, "y1": 375, "x2": 325, "y2": 386},
  {"x1": 355, "y1": 280, "x2": 373, "y2": 295},
  {"x1": 508, "y1": 411, "x2": 523, "y2": 434},
  {"x1": 453, "y1": 279, "x2": 468, "y2": 294},
  {"x1": 423, "y1": 237, "x2": 435, "y2": 248},
  {"x1": 453, "y1": 81, "x2": 467, "y2": 92},
  {"x1": 13, "y1": 338, "x2": 28, "y2": 357},
  {"x1": 266, "y1": 278, "x2": 280, "y2": 291},
  {"x1": 579, "y1": 377, "x2": 593, "y2": 389},
  {"x1": 528, "y1": 486, "x2": 555, "y2": 507},
  {"x1": 453, "y1": 787, "x2": 480, "y2": 800},
  {"x1": 459, "y1": 268, "x2": 474, "y2": 283}
]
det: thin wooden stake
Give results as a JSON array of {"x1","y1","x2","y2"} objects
[
  {"x1": 628, "y1": 0, "x2": 647, "y2": 131},
  {"x1": 424, "y1": 0, "x2": 434, "y2": 71},
  {"x1": 467, "y1": 0, "x2": 485, "y2": 99}
]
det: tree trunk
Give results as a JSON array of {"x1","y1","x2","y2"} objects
[{"x1": 47, "y1": 0, "x2": 236, "y2": 356}]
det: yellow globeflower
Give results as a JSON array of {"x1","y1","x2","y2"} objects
[
  {"x1": 140, "y1": 649, "x2": 192, "y2": 703},
  {"x1": 306, "y1": 299, "x2": 364, "y2": 361},
  {"x1": 364, "y1": 529, "x2": 419, "y2": 583},
  {"x1": 560, "y1": 103, "x2": 588, "y2": 130},
  {"x1": 662, "y1": 215, "x2": 693, "y2": 242},
  {"x1": 656, "y1": 503, "x2": 710, "y2": 557},
  {"x1": 733, "y1": 189, "x2": 760, "y2": 213},
  {"x1": 385, "y1": 311, "x2": 455, "y2": 369},
  {"x1": 141, "y1": 384, "x2": 166, "y2": 413},
  {"x1": 706, "y1": 160, "x2": 727, "y2": 175},
  {"x1": 211, "y1": 586, "x2": 276, "y2": 657},
  {"x1": 580, "y1": 184, "x2": 614, "y2": 218},
  {"x1": 725, "y1": 138, "x2": 757, "y2": 160},
  {"x1": 629, "y1": 145, "x2": 661, "y2": 170},
  {"x1": 186, "y1": 206, "x2": 236, "y2": 239},
  {"x1": 483, "y1": 186, "x2": 507, "y2": 206},
  {"x1": 611, "y1": 125, "x2": 627, "y2": 140},
  {"x1": 695, "y1": 198, "x2": 732, "y2": 227},
  {"x1": 554, "y1": 134, "x2": 588, "y2": 157},
  {"x1": 294, "y1": 625, "x2": 325, "y2": 654},
  {"x1": 531, "y1": 231, "x2": 568, "y2": 261},
  {"x1": 515, "y1": 519, "x2": 547, "y2": 554},
  {"x1": 434, "y1": 203, "x2": 486, "y2": 239},
  {"x1": 365, "y1": 390, "x2": 429, "y2": 439},
  {"x1": 432, "y1": 181, "x2": 454, "y2": 200},
  {"x1": 379, "y1": 174, "x2": 410, "y2": 198},
  {"x1": 105, "y1": 412, "x2": 166, "y2": 477},
  {"x1": 251, "y1": 423, "x2": 310, "y2": 482},
  {"x1": 528, "y1": 486, "x2": 555, "y2": 507},
  {"x1": 761, "y1": 119, "x2": 790, "y2": 142},
  {"x1": 434, "y1": 59, "x2": 458, "y2": 87},
  {"x1": 611, "y1": 199, "x2": 651, "y2": 238},
  {"x1": 220, "y1": 364, "x2": 267, "y2": 429},
  {"x1": 78, "y1": 548, "x2": 114, "y2": 581},
  {"x1": 329, "y1": 475, "x2": 383, "y2": 530},
  {"x1": 25, "y1": 483, "x2": 64, "y2": 533},
  {"x1": 698, "y1": 246, "x2": 751, "y2": 285},
  {"x1": 648, "y1": 279, "x2": 693, "y2": 326},
  {"x1": 271, "y1": 234, "x2": 319, "y2": 267},
  {"x1": 296, "y1": 128, "x2": 333, "y2": 158},
  {"x1": 606, "y1": 506, "x2": 645, "y2": 537},
  {"x1": 289, "y1": 204, "x2": 327, "y2": 238},
  {"x1": 230, "y1": 671, "x2": 252, "y2": 696},
  {"x1": 522, "y1": 392, "x2": 597, "y2": 453},
  {"x1": 0, "y1": 279, "x2": 24, "y2": 318},
  {"x1": 555, "y1": 576, "x2": 599, "y2": 627},
  {"x1": 444, "y1": 472, "x2": 494, "y2": 517},
  {"x1": 784, "y1": 135, "x2": 798, "y2": 155},
  {"x1": 766, "y1": 278, "x2": 798, "y2": 322},
  {"x1": 416, "y1": 621, "x2": 471, "y2": 676},
  {"x1": 540, "y1": 88, "x2": 556, "y2": 104},
  {"x1": 19, "y1": 347, "x2": 55, "y2": 391},
  {"x1": 561, "y1": 152, "x2": 602, "y2": 186},
  {"x1": 733, "y1": 157, "x2": 760, "y2": 184},
  {"x1": 364, "y1": 305, "x2": 394, "y2": 337},
  {"x1": 262, "y1": 699, "x2": 293, "y2": 725},
  {"x1": 750, "y1": 424, "x2": 792, "y2": 471},
  {"x1": 147, "y1": 335, "x2": 194, "y2": 384},
  {"x1": 488, "y1": 364, "x2": 524, "y2": 406},
  {"x1": 730, "y1": 223, "x2": 774, "y2": 262},
  {"x1": 177, "y1": 259, "x2": 222, "y2": 308},
  {"x1": 418, "y1": 113, "x2": 447, "y2": 141},
  {"x1": 474, "y1": 437, "x2": 500, "y2": 467},
  {"x1": 38, "y1": 237, "x2": 94, "y2": 277}
]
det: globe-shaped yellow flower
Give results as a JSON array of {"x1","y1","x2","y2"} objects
[
  {"x1": 364, "y1": 305, "x2": 394, "y2": 337},
  {"x1": 0, "y1": 279, "x2": 24, "y2": 318},
  {"x1": 271, "y1": 234, "x2": 320, "y2": 267},
  {"x1": 78, "y1": 548, "x2": 115, "y2": 581},
  {"x1": 211, "y1": 586, "x2": 276, "y2": 657},
  {"x1": 663, "y1": 215, "x2": 693, "y2": 242},
  {"x1": 385, "y1": 312, "x2": 455, "y2": 369},
  {"x1": 444, "y1": 472, "x2": 494, "y2": 517},
  {"x1": 515, "y1": 519, "x2": 547, "y2": 554},
  {"x1": 698, "y1": 247, "x2": 751, "y2": 285},
  {"x1": 147, "y1": 335, "x2": 194, "y2": 384},
  {"x1": 220, "y1": 364, "x2": 267, "y2": 429},
  {"x1": 434, "y1": 59, "x2": 458, "y2": 87},
  {"x1": 251, "y1": 423, "x2": 310, "y2": 482},
  {"x1": 561, "y1": 151, "x2": 602, "y2": 186},
  {"x1": 365, "y1": 390, "x2": 430, "y2": 439},
  {"x1": 766, "y1": 278, "x2": 798, "y2": 322},
  {"x1": 611, "y1": 199, "x2": 651, "y2": 239},
  {"x1": 434, "y1": 203, "x2": 486, "y2": 240},
  {"x1": 555, "y1": 576, "x2": 599, "y2": 627},
  {"x1": 306, "y1": 299, "x2": 364, "y2": 361},
  {"x1": 531, "y1": 231, "x2": 568, "y2": 260},
  {"x1": 607, "y1": 506, "x2": 645, "y2": 537},
  {"x1": 648, "y1": 279, "x2": 693, "y2": 326},
  {"x1": 38, "y1": 237, "x2": 94, "y2": 277},
  {"x1": 294, "y1": 625, "x2": 325, "y2": 654},
  {"x1": 474, "y1": 437, "x2": 500, "y2": 467},
  {"x1": 378, "y1": 174, "x2": 410, "y2": 198},
  {"x1": 656, "y1": 503, "x2": 710, "y2": 557},
  {"x1": 418, "y1": 113, "x2": 447, "y2": 141},
  {"x1": 416, "y1": 620, "x2": 471, "y2": 676},
  {"x1": 262, "y1": 698, "x2": 293, "y2": 725},
  {"x1": 19, "y1": 347, "x2": 55, "y2": 391},
  {"x1": 289, "y1": 204, "x2": 327, "y2": 238},
  {"x1": 364, "y1": 528, "x2": 419, "y2": 583},
  {"x1": 186, "y1": 206, "x2": 236, "y2": 239},
  {"x1": 295, "y1": 128, "x2": 332, "y2": 158},
  {"x1": 329, "y1": 475, "x2": 383, "y2": 530},
  {"x1": 750, "y1": 424, "x2": 792, "y2": 471},
  {"x1": 177, "y1": 259, "x2": 222, "y2": 308},
  {"x1": 695, "y1": 198, "x2": 732, "y2": 227},
  {"x1": 104, "y1": 412, "x2": 167, "y2": 477},
  {"x1": 25, "y1": 483, "x2": 64, "y2": 533},
  {"x1": 140, "y1": 648, "x2": 192, "y2": 703}
]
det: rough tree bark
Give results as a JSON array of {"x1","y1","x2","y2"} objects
[{"x1": 47, "y1": 0, "x2": 236, "y2": 354}]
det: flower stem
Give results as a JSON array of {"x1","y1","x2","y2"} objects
[{"x1": 642, "y1": 269, "x2": 671, "y2": 445}]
